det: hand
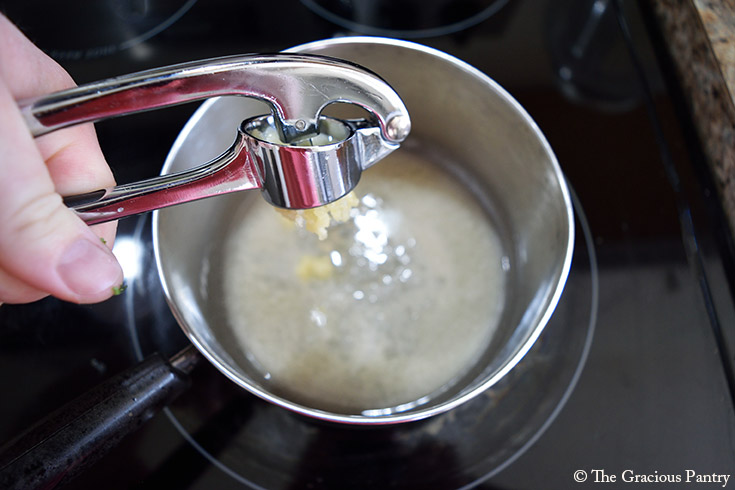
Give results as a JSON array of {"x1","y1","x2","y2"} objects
[{"x1": 0, "y1": 14, "x2": 123, "y2": 305}]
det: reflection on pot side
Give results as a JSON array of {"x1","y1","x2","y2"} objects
[{"x1": 222, "y1": 150, "x2": 508, "y2": 414}]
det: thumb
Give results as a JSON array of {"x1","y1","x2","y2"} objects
[{"x1": 0, "y1": 79, "x2": 123, "y2": 304}]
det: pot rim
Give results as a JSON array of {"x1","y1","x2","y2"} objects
[{"x1": 154, "y1": 36, "x2": 575, "y2": 425}]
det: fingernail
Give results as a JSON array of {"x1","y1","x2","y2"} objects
[{"x1": 57, "y1": 237, "x2": 123, "y2": 297}]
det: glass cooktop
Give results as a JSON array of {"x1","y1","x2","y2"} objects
[{"x1": 1, "y1": 0, "x2": 734, "y2": 488}]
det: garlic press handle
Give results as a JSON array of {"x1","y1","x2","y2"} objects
[{"x1": 19, "y1": 53, "x2": 410, "y2": 144}]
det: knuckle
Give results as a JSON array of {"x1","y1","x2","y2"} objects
[{"x1": 5, "y1": 191, "x2": 70, "y2": 244}]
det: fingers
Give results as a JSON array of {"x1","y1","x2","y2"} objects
[
  {"x1": 0, "y1": 82, "x2": 123, "y2": 304},
  {"x1": 0, "y1": 14, "x2": 116, "y2": 196},
  {"x1": 0, "y1": 14, "x2": 123, "y2": 304}
]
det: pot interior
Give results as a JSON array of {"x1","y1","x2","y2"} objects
[{"x1": 154, "y1": 38, "x2": 573, "y2": 423}]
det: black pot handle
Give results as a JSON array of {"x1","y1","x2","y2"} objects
[{"x1": 0, "y1": 346, "x2": 200, "y2": 490}]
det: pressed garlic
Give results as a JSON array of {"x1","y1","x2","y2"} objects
[
  {"x1": 277, "y1": 191, "x2": 360, "y2": 240},
  {"x1": 296, "y1": 255, "x2": 335, "y2": 281}
]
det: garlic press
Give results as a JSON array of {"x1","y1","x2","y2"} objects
[{"x1": 20, "y1": 54, "x2": 411, "y2": 225}]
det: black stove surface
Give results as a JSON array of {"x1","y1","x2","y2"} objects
[{"x1": 1, "y1": 0, "x2": 734, "y2": 488}]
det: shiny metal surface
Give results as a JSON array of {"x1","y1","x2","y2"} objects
[
  {"x1": 20, "y1": 53, "x2": 410, "y2": 143},
  {"x1": 20, "y1": 54, "x2": 409, "y2": 222},
  {"x1": 154, "y1": 37, "x2": 574, "y2": 425},
  {"x1": 65, "y1": 114, "x2": 400, "y2": 224},
  {"x1": 248, "y1": 116, "x2": 399, "y2": 209}
]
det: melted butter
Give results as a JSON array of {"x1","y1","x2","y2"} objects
[{"x1": 222, "y1": 151, "x2": 507, "y2": 413}]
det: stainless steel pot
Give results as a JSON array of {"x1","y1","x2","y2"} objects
[{"x1": 154, "y1": 37, "x2": 574, "y2": 424}]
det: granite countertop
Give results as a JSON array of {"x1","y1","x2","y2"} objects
[{"x1": 648, "y1": 0, "x2": 735, "y2": 241}]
